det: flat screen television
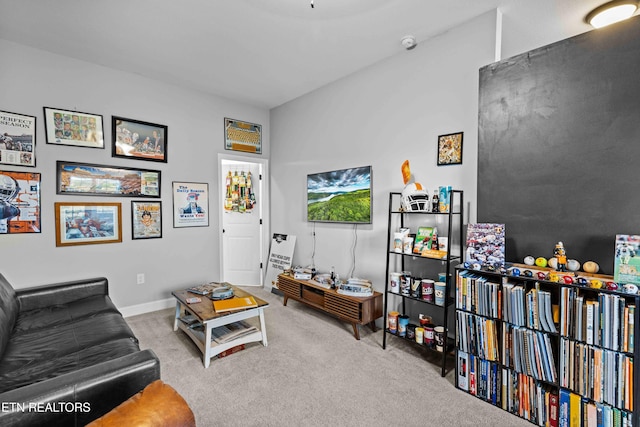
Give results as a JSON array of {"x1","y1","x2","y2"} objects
[{"x1": 307, "y1": 166, "x2": 372, "y2": 224}]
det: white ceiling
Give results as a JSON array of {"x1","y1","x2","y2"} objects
[{"x1": 0, "y1": 0, "x2": 616, "y2": 109}]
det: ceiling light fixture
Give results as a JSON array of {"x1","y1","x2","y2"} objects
[{"x1": 585, "y1": 0, "x2": 639, "y2": 28}]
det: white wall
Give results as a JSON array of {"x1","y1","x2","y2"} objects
[
  {"x1": 270, "y1": 12, "x2": 497, "y2": 292},
  {"x1": 0, "y1": 39, "x2": 269, "y2": 311}
]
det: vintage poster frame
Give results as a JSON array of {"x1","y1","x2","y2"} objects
[
  {"x1": 172, "y1": 181, "x2": 209, "y2": 228},
  {"x1": 0, "y1": 170, "x2": 41, "y2": 234},
  {"x1": 224, "y1": 118, "x2": 262, "y2": 154},
  {"x1": 43, "y1": 107, "x2": 105, "y2": 149},
  {"x1": 0, "y1": 110, "x2": 36, "y2": 167},
  {"x1": 131, "y1": 200, "x2": 162, "y2": 239},
  {"x1": 56, "y1": 161, "x2": 161, "y2": 198},
  {"x1": 437, "y1": 132, "x2": 464, "y2": 166},
  {"x1": 54, "y1": 202, "x2": 122, "y2": 247},
  {"x1": 112, "y1": 116, "x2": 167, "y2": 163}
]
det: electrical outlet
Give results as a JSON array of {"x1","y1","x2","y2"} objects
[{"x1": 137, "y1": 273, "x2": 145, "y2": 284}]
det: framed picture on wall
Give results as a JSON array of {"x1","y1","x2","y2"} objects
[
  {"x1": 131, "y1": 200, "x2": 162, "y2": 239},
  {"x1": 224, "y1": 118, "x2": 262, "y2": 154},
  {"x1": 43, "y1": 107, "x2": 105, "y2": 149},
  {"x1": 0, "y1": 110, "x2": 36, "y2": 167},
  {"x1": 172, "y1": 182, "x2": 209, "y2": 228},
  {"x1": 437, "y1": 132, "x2": 463, "y2": 166},
  {"x1": 56, "y1": 161, "x2": 161, "y2": 198},
  {"x1": 0, "y1": 170, "x2": 41, "y2": 234},
  {"x1": 54, "y1": 202, "x2": 122, "y2": 247},
  {"x1": 112, "y1": 116, "x2": 167, "y2": 163}
]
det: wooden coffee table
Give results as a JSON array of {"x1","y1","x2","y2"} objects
[{"x1": 172, "y1": 284, "x2": 269, "y2": 368}]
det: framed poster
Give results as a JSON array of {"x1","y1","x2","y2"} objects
[
  {"x1": 437, "y1": 132, "x2": 463, "y2": 166},
  {"x1": 0, "y1": 110, "x2": 36, "y2": 167},
  {"x1": 172, "y1": 182, "x2": 209, "y2": 228},
  {"x1": 224, "y1": 118, "x2": 262, "y2": 154},
  {"x1": 54, "y1": 202, "x2": 122, "y2": 247},
  {"x1": 112, "y1": 116, "x2": 167, "y2": 162},
  {"x1": 56, "y1": 161, "x2": 160, "y2": 198},
  {"x1": 0, "y1": 171, "x2": 41, "y2": 234},
  {"x1": 43, "y1": 107, "x2": 104, "y2": 149},
  {"x1": 131, "y1": 200, "x2": 162, "y2": 239}
]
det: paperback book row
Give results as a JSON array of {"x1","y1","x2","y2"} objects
[
  {"x1": 456, "y1": 311, "x2": 558, "y2": 385},
  {"x1": 457, "y1": 352, "x2": 634, "y2": 427},
  {"x1": 457, "y1": 352, "x2": 558, "y2": 425},
  {"x1": 456, "y1": 272, "x2": 558, "y2": 334},
  {"x1": 559, "y1": 338, "x2": 633, "y2": 412},
  {"x1": 560, "y1": 288, "x2": 635, "y2": 353}
]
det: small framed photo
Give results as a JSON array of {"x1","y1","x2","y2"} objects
[
  {"x1": 0, "y1": 110, "x2": 36, "y2": 167},
  {"x1": 0, "y1": 170, "x2": 41, "y2": 234},
  {"x1": 54, "y1": 202, "x2": 122, "y2": 247},
  {"x1": 172, "y1": 182, "x2": 209, "y2": 228},
  {"x1": 112, "y1": 116, "x2": 167, "y2": 163},
  {"x1": 437, "y1": 132, "x2": 463, "y2": 166},
  {"x1": 224, "y1": 118, "x2": 262, "y2": 154},
  {"x1": 43, "y1": 107, "x2": 104, "y2": 149},
  {"x1": 131, "y1": 201, "x2": 162, "y2": 239}
]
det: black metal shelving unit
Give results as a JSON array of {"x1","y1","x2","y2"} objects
[{"x1": 382, "y1": 190, "x2": 464, "y2": 377}]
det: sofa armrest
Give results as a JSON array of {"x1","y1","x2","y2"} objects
[
  {"x1": 16, "y1": 277, "x2": 109, "y2": 312},
  {"x1": 0, "y1": 349, "x2": 160, "y2": 427}
]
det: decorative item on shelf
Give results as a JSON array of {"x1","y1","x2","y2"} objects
[
  {"x1": 523, "y1": 255, "x2": 535, "y2": 266},
  {"x1": 309, "y1": 273, "x2": 333, "y2": 290},
  {"x1": 337, "y1": 278, "x2": 373, "y2": 297},
  {"x1": 553, "y1": 241, "x2": 568, "y2": 271},
  {"x1": 400, "y1": 160, "x2": 430, "y2": 212}
]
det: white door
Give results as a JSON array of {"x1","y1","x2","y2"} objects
[{"x1": 220, "y1": 157, "x2": 265, "y2": 286}]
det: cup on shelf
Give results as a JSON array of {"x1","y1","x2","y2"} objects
[
  {"x1": 388, "y1": 311, "x2": 399, "y2": 334},
  {"x1": 434, "y1": 282, "x2": 446, "y2": 306},
  {"x1": 398, "y1": 315, "x2": 410, "y2": 337},
  {"x1": 434, "y1": 326, "x2": 445, "y2": 352},
  {"x1": 390, "y1": 272, "x2": 401, "y2": 294}
]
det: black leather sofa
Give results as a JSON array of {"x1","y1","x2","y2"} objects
[{"x1": 0, "y1": 273, "x2": 160, "y2": 426}]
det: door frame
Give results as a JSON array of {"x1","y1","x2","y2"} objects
[{"x1": 218, "y1": 153, "x2": 269, "y2": 287}]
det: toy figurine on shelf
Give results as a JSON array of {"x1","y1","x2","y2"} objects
[{"x1": 553, "y1": 241, "x2": 568, "y2": 272}]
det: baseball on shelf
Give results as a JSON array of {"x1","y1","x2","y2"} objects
[
  {"x1": 524, "y1": 256, "x2": 535, "y2": 266},
  {"x1": 583, "y1": 261, "x2": 600, "y2": 274}
]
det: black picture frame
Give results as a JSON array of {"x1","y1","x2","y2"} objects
[
  {"x1": 112, "y1": 116, "x2": 167, "y2": 163},
  {"x1": 43, "y1": 107, "x2": 105, "y2": 149},
  {"x1": 131, "y1": 200, "x2": 162, "y2": 239},
  {"x1": 437, "y1": 132, "x2": 463, "y2": 166},
  {"x1": 56, "y1": 161, "x2": 161, "y2": 198}
]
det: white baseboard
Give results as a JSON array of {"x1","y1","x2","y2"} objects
[{"x1": 120, "y1": 297, "x2": 175, "y2": 318}]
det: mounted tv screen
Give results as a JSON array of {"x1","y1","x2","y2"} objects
[{"x1": 307, "y1": 166, "x2": 372, "y2": 224}]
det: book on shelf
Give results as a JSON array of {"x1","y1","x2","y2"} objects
[
  {"x1": 213, "y1": 296, "x2": 258, "y2": 313},
  {"x1": 413, "y1": 226, "x2": 434, "y2": 254},
  {"x1": 465, "y1": 223, "x2": 505, "y2": 268},
  {"x1": 189, "y1": 320, "x2": 258, "y2": 345},
  {"x1": 217, "y1": 344, "x2": 245, "y2": 358},
  {"x1": 613, "y1": 234, "x2": 640, "y2": 286},
  {"x1": 457, "y1": 351, "x2": 469, "y2": 391}
]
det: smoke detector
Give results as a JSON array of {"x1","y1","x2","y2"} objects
[{"x1": 401, "y1": 35, "x2": 417, "y2": 50}]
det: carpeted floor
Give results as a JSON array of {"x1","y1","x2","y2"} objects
[{"x1": 126, "y1": 286, "x2": 530, "y2": 427}]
